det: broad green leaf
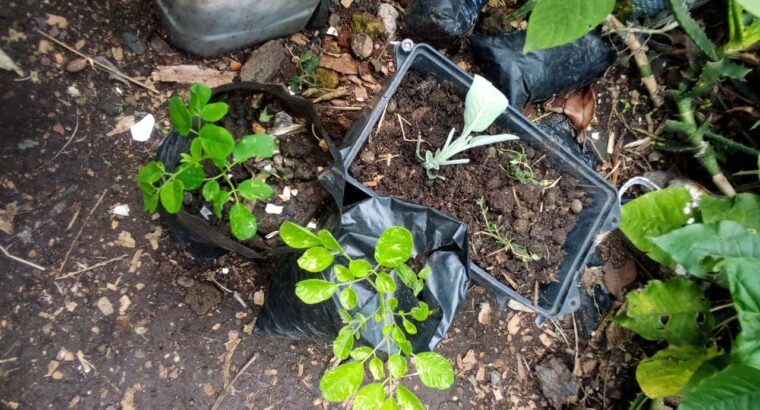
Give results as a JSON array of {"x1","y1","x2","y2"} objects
[
  {"x1": 614, "y1": 279, "x2": 714, "y2": 345},
  {"x1": 319, "y1": 362, "x2": 364, "y2": 402},
  {"x1": 340, "y1": 287, "x2": 358, "y2": 310},
  {"x1": 379, "y1": 398, "x2": 400, "y2": 410},
  {"x1": 375, "y1": 226, "x2": 414, "y2": 268},
  {"x1": 388, "y1": 354, "x2": 407, "y2": 378},
  {"x1": 233, "y1": 134, "x2": 275, "y2": 163},
  {"x1": 376, "y1": 272, "x2": 397, "y2": 293},
  {"x1": 353, "y1": 383, "x2": 385, "y2": 410},
  {"x1": 369, "y1": 357, "x2": 384, "y2": 380},
  {"x1": 279, "y1": 221, "x2": 321, "y2": 249},
  {"x1": 652, "y1": 221, "x2": 760, "y2": 281},
  {"x1": 168, "y1": 96, "x2": 191, "y2": 136},
  {"x1": 202, "y1": 180, "x2": 220, "y2": 202},
  {"x1": 733, "y1": 333, "x2": 760, "y2": 367},
  {"x1": 717, "y1": 257, "x2": 760, "y2": 292},
  {"x1": 237, "y1": 179, "x2": 273, "y2": 201},
  {"x1": 738, "y1": 0, "x2": 760, "y2": 17},
  {"x1": 142, "y1": 190, "x2": 159, "y2": 213},
  {"x1": 524, "y1": 0, "x2": 615, "y2": 52},
  {"x1": 636, "y1": 345, "x2": 720, "y2": 399},
  {"x1": 402, "y1": 319, "x2": 417, "y2": 335},
  {"x1": 318, "y1": 230, "x2": 342, "y2": 251},
  {"x1": 350, "y1": 346, "x2": 373, "y2": 361},
  {"x1": 728, "y1": 266, "x2": 760, "y2": 367},
  {"x1": 159, "y1": 179, "x2": 184, "y2": 214},
  {"x1": 188, "y1": 84, "x2": 212, "y2": 114},
  {"x1": 295, "y1": 279, "x2": 338, "y2": 304},
  {"x1": 700, "y1": 194, "x2": 760, "y2": 231},
  {"x1": 335, "y1": 265, "x2": 354, "y2": 282},
  {"x1": 176, "y1": 164, "x2": 205, "y2": 190},
  {"x1": 414, "y1": 352, "x2": 454, "y2": 390},
  {"x1": 137, "y1": 161, "x2": 164, "y2": 186},
  {"x1": 668, "y1": 0, "x2": 719, "y2": 61},
  {"x1": 395, "y1": 264, "x2": 423, "y2": 296},
  {"x1": 212, "y1": 191, "x2": 230, "y2": 218},
  {"x1": 620, "y1": 188, "x2": 692, "y2": 266},
  {"x1": 297, "y1": 246, "x2": 334, "y2": 273},
  {"x1": 350, "y1": 259, "x2": 373, "y2": 278},
  {"x1": 396, "y1": 386, "x2": 424, "y2": 410},
  {"x1": 679, "y1": 365, "x2": 760, "y2": 410},
  {"x1": 462, "y1": 74, "x2": 509, "y2": 135},
  {"x1": 190, "y1": 138, "x2": 203, "y2": 160},
  {"x1": 199, "y1": 124, "x2": 234, "y2": 159},
  {"x1": 229, "y1": 203, "x2": 257, "y2": 240},
  {"x1": 200, "y1": 102, "x2": 228, "y2": 122},
  {"x1": 333, "y1": 326, "x2": 354, "y2": 360}
]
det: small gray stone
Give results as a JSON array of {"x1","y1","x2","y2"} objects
[
  {"x1": 536, "y1": 357, "x2": 579, "y2": 409},
  {"x1": 96, "y1": 94, "x2": 122, "y2": 116},
  {"x1": 240, "y1": 40, "x2": 286, "y2": 83},
  {"x1": 360, "y1": 150, "x2": 376, "y2": 163},
  {"x1": 177, "y1": 276, "x2": 195, "y2": 288},
  {"x1": 351, "y1": 32, "x2": 374, "y2": 60},
  {"x1": 122, "y1": 32, "x2": 147, "y2": 55},
  {"x1": 328, "y1": 13, "x2": 340, "y2": 27},
  {"x1": 369, "y1": 58, "x2": 383, "y2": 73},
  {"x1": 377, "y1": 4, "x2": 400, "y2": 38},
  {"x1": 571, "y1": 199, "x2": 583, "y2": 214},
  {"x1": 490, "y1": 370, "x2": 501, "y2": 386}
]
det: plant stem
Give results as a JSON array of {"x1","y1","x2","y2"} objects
[
  {"x1": 710, "y1": 302, "x2": 735, "y2": 313},
  {"x1": 665, "y1": 121, "x2": 760, "y2": 156},
  {"x1": 714, "y1": 314, "x2": 738, "y2": 331}
]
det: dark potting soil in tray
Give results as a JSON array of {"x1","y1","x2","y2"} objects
[
  {"x1": 186, "y1": 90, "x2": 333, "y2": 251},
  {"x1": 350, "y1": 72, "x2": 586, "y2": 295}
]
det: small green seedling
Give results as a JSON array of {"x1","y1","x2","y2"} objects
[
  {"x1": 288, "y1": 50, "x2": 321, "y2": 91},
  {"x1": 279, "y1": 221, "x2": 455, "y2": 409},
  {"x1": 500, "y1": 149, "x2": 553, "y2": 187},
  {"x1": 475, "y1": 197, "x2": 540, "y2": 267},
  {"x1": 136, "y1": 84, "x2": 276, "y2": 241},
  {"x1": 417, "y1": 75, "x2": 518, "y2": 180}
]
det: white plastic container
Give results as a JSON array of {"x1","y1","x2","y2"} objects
[{"x1": 155, "y1": 0, "x2": 322, "y2": 56}]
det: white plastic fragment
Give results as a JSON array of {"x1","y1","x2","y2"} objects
[
  {"x1": 221, "y1": 267, "x2": 229, "y2": 275},
  {"x1": 130, "y1": 114, "x2": 155, "y2": 142},
  {"x1": 265, "y1": 203, "x2": 283, "y2": 214},
  {"x1": 265, "y1": 231, "x2": 279, "y2": 239},
  {"x1": 111, "y1": 203, "x2": 130, "y2": 216},
  {"x1": 326, "y1": 27, "x2": 339, "y2": 37},
  {"x1": 591, "y1": 132, "x2": 600, "y2": 140},
  {"x1": 278, "y1": 186, "x2": 292, "y2": 202},
  {"x1": 200, "y1": 206, "x2": 213, "y2": 220},
  {"x1": 306, "y1": 220, "x2": 318, "y2": 229},
  {"x1": 263, "y1": 164, "x2": 274, "y2": 173}
]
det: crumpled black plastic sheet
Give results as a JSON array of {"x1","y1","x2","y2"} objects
[
  {"x1": 256, "y1": 197, "x2": 470, "y2": 353},
  {"x1": 470, "y1": 30, "x2": 615, "y2": 108},
  {"x1": 403, "y1": 0, "x2": 489, "y2": 48}
]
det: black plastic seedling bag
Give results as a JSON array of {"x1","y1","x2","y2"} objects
[
  {"x1": 403, "y1": 0, "x2": 489, "y2": 48},
  {"x1": 156, "y1": 82, "x2": 345, "y2": 260},
  {"x1": 256, "y1": 197, "x2": 470, "y2": 353},
  {"x1": 470, "y1": 31, "x2": 616, "y2": 108}
]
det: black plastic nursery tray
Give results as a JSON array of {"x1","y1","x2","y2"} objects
[{"x1": 338, "y1": 41, "x2": 619, "y2": 324}]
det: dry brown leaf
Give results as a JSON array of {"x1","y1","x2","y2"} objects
[
  {"x1": 564, "y1": 87, "x2": 595, "y2": 131},
  {"x1": 341, "y1": 0, "x2": 354, "y2": 8},
  {"x1": 114, "y1": 231, "x2": 136, "y2": 248},
  {"x1": 603, "y1": 259, "x2": 637, "y2": 299},
  {"x1": 319, "y1": 54, "x2": 359, "y2": 75},
  {"x1": 0, "y1": 202, "x2": 17, "y2": 235},
  {"x1": 106, "y1": 115, "x2": 136, "y2": 137},
  {"x1": 151, "y1": 65, "x2": 236, "y2": 87},
  {"x1": 120, "y1": 384, "x2": 141, "y2": 410},
  {"x1": 46, "y1": 14, "x2": 69, "y2": 28},
  {"x1": 507, "y1": 313, "x2": 522, "y2": 335},
  {"x1": 478, "y1": 302, "x2": 492, "y2": 325}
]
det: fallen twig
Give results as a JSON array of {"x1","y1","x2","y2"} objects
[
  {"x1": 57, "y1": 188, "x2": 108, "y2": 274},
  {"x1": 0, "y1": 244, "x2": 46, "y2": 271},
  {"x1": 55, "y1": 254, "x2": 128, "y2": 280},
  {"x1": 49, "y1": 108, "x2": 79, "y2": 162},
  {"x1": 211, "y1": 353, "x2": 259, "y2": 410}
]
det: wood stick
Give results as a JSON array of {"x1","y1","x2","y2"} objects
[{"x1": 0, "y1": 245, "x2": 46, "y2": 271}]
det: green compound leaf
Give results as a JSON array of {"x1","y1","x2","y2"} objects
[
  {"x1": 652, "y1": 221, "x2": 760, "y2": 282},
  {"x1": 229, "y1": 203, "x2": 257, "y2": 240},
  {"x1": 175, "y1": 164, "x2": 205, "y2": 190},
  {"x1": 376, "y1": 272, "x2": 397, "y2": 293},
  {"x1": 350, "y1": 259, "x2": 373, "y2": 278},
  {"x1": 700, "y1": 193, "x2": 760, "y2": 231},
  {"x1": 369, "y1": 357, "x2": 384, "y2": 380},
  {"x1": 375, "y1": 226, "x2": 414, "y2": 268},
  {"x1": 636, "y1": 345, "x2": 720, "y2": 399},
  {"x1": 233, "y1": 134, "x2": 276, "y2": 163},
  {"x1": 202, "y1": 180, "x2": 220, "y2": 202},
  {"x1": 295, "y1": 279, "x2": 338, "y2": 304},
  {"x1": 411, "y1": 301, "x2": 430, "y2": 321},
  {"x1": 340, "y1": 287, "x2": 358, "y2": 310},
  {"x1": 395, "y1": 264, "x2": 423, "y2": 296},
  {"x1": 279, "y1": 221, "x2": 322, "y2": 249},
  {"x1": 388, "y1": 354, "x2": 407, "y2": 378},
  {"x1": 188, "y1": 84, "x2": 212, "y2": 114},
  {"x1": 211, "y1": 190, "x2": 230, "y2": 218},
  {"x1": 297, "y1": 246, "x2": 334, "y2": 273},
  {"x1": 349, "y1": 346, "x2": 372, "y2": 361},
  {"x1": 333, "y1": 326, "x2": 354, "y2": 360},
  {"x1": 679, "y1": 364, "x2": 760, "y2": 410},
  {"x1": 414, "y1": 352, "x2": 454, "y2": 390},
  {"x1": 402, "y1": 318, "x2": 417, "y2": 335},
  {"x1": 199, "y1": 124, "x2": 235, "y2": 160},
  {"x1": 200, "y1": 102, "x2": 228, "y2": 122},
  {"x1": 318, "y1": 229, "x2": 342, "y2": 251},
  {"x1": 614, "y1": 279, "x2": 714, "y2": 345},
  {"x1": 238, "y1": 179, "x2": 273, "y2": 201},
  {"x1": 396, "y1": 385, "x2": 424, "y2": 410},
  {"x1": 320, "y1": 362, "x2": 364, "y2": 402},
  {"x1": 524, "y1": 0, "x2": 615, "y2": 52},
  {"x1": 190, "y1": 138, "x2": 203, "y2": 160},
  {"x1": 334, "y1": 265, "x2": 354, "y2": 282},
  {"x1": 169, "y1": 96, "x2": 191, "y2": 136},
  {"x1": 392, "y1": 327, "x2": 412, "y2": 355},
  {"x1": 353, "y1": 383, "x2": 385, "y2": 410},
  {"x1": 379, "y1": 398, "x2": 400, "y2": 410},
  {"x1": 136, "y1": 161, "x2": 164, "y2": 189},
  {"x1": 620, "y1": 187, "x2": 692, "y2": 266},
  {"x1": 142, "y1": 190, "x2": 159, "y2": 213},
  {"x1": 387, "y1": 297, "x2": 398, "y2": 311},
  {"x1": 159, "y1": 179, "x2": 184, "y2": 214}
]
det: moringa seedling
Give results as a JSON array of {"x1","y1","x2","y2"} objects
[
  {"x1": 279, "y1": 221, "x2": 455, "y2": 409},
  {"x1": 416, "y1": 75, "x2": 518, "y2": 180},
  {"x1": 136, "y1": 84, "x2": 276, "y2": 241}
]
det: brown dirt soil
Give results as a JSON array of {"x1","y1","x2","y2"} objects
[
  {"x1": 0, "y1": 0, "x2": 640, "y2": 409},
  {"x1": 351, "y1": 72, "x2": 584, "y2": 295}
]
